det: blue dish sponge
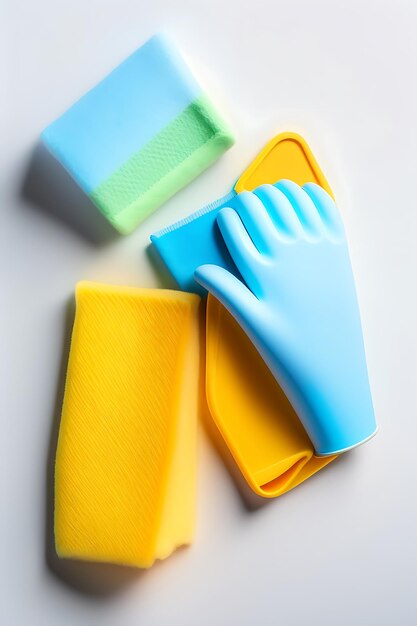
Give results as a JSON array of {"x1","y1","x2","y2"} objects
[
  {"x1": 151, "y1": 190, "x2": 244, "y2": 296},
  {"x1": 42, "y1": 34, "x2": 234, "y2": 234}
]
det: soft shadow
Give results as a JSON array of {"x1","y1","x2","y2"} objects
[
  {"x1": 146, "y1": 240, "x2": 266, "y2": 509},
  {"x1": 143, "y1": 252, "x2": 264, "y2": 509},
  {"x1": 202, "y1": 399, "x2": 269, "y2": 513},
  {"x1": 146, "y1": 243, "x2": 178, "y2": 290},
  {"x1": 197, "y1": 302, "x2": 269, "y2": 513},
  {"x1": 21, "y1": 142, "x2": 118, "y2": 246},
  {"x1": 324, "y1": 445, "x2": 360, "y2": 472},
  {"x1": 45, "y1": 297, "x2": 141, "y2": 597}
]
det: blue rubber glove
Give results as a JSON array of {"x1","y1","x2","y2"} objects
[{"x1": 195, "y1": 181, "x2": 377, "y2": 455}]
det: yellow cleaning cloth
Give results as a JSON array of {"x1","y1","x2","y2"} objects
[
  {"x1": 206, "y1": 133, "x2": 337, "y2": 498},
  {"x1": 55, "y1": 282, "x2": 200, "y2": 567}
]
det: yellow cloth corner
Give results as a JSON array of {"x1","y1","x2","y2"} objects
[
  {"x1": 55, "y1": 282, "x2": 200, "y2": 567},
  {"x1": 205, "y1": 133, "x2": 337, "y2": 498},
  {"x1": 235, "y1": 131, "x2": 334, "y2": 196}
]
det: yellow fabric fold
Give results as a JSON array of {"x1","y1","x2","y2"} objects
[{"x1": 55, "y1": 282, "x2": 200, "y2": 567}]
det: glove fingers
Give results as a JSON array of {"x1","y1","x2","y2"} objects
[
  {"x1": 217, "y1": 207, "x2": 262, "y2": 296},
  {"x1": 253, "y1": 184, "x2": 303, "y2": 240},
  {"x1": 236, "y1": 191, "x2": 277, "y2": 255},
  {"x1": 194, "y1": 264, "x2": 258, "y2": 326},
  {"x1": 302, "y1": 183, "x2": 345, "y2": 240},
  {"x1": 275, "y1": 180, "x2": 323, "y2": 239}
]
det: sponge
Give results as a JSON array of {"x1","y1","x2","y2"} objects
[
  {"x1": 55, "y1": 282, "x2": 200, "y2": 567},
  {"x1": 42, "y1": 34, "x2": 234, "y2": 234}
]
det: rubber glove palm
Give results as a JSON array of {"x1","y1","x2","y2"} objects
[{"x1": 195, "y1": 181, "x2": 377, "y2": 455}]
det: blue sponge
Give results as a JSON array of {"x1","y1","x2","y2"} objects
[{"x1": 42, "y1": 35, "x2": 234, "y2": 234}]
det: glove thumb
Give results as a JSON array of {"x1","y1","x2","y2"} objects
[{"x1": 194, "y1": 264, "x2": 258, "y2": 329}]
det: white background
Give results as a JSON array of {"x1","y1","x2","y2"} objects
[{"x1": 2, "y1": 1, "x2": 417, "y2": 624}]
